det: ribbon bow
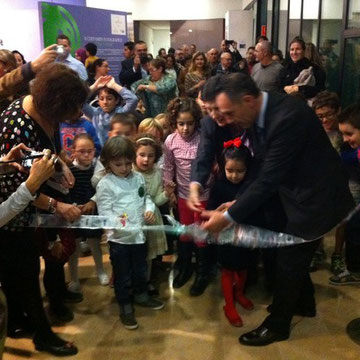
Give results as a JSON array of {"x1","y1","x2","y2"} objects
[{"x1": 224, "y1": 137, "x2": 242, "y2": 149}]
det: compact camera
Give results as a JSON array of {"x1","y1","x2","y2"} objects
[
  {"x1": 55, "y1": 45, "x2": 64, "y2": 55},
  {"x1": 22, "y1": 151, "x2": 45, "y2": 169}
]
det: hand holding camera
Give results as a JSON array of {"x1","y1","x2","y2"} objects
[
  {"x1": 31, "y1": 44, "x2": 58, "y2": 73},
  {"x1": 25, "y1": 149, "x2": 57, "y2": 195},
  {"x1": 0, "y1": 144, "x2": 57, "y2": 195},
  {"x1": 0, "y1": 143, "x2": 32, "y2": 173}
]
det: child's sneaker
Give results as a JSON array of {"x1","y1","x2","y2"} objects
[
  {"x1": 135, "y1": 298, "x2": 164, "y2": 310},
  {"x1": 120, "y1": 312, "x2": 139, "y2": 330},
  {"x1": 68, "y1": 280, "x2": 81, "y2": 293},
  {"x1": 331, "y1": 253, "x2": 346, "y2": 275},
  {"x1": 329, "y1": 270, "x2": 360, "y2": 285},
  {"x1": 79, "y1": 240, "x2": 91, "y2": 256},
  {"x1": 97, "y1": 271, "x2": 109, "y2": 286}
]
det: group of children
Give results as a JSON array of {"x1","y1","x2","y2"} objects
[{"x1": 57, "y1": 76, "x2": 254, "y2": 330}]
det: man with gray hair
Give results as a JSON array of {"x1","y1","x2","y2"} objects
[
  {"x1": 211, "y1": 51, "x2": 236, "y2": 76},
  {"x1": 251, "y1": 41, "x2": 283, "y2": 92}
]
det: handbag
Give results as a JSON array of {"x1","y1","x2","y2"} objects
[{"x1": 293, "y1": 66, "x2": 316, "y2": 87}]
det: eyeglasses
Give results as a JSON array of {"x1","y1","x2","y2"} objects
[
  {"x1": 75, "y1": 149, "x2": 95, "y2": 155},
  {"x1": 317, "y1": 112, "x2": 337, "y2": 121},
  {"x1": 148, "y1": 67, "x2": 160, "y2": 73}
]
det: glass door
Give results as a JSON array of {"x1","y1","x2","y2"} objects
[{"x1": 341, "y1": 37, "x2": 360, "y2": 106}]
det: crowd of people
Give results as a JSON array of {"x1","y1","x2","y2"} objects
[{"x1": 0, "y1": 31, "x2": 359, "y2": 358}]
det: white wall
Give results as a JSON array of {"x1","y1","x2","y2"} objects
[
  {"x1": 225, "y1": 10, "x2": 254, "y2": 57},
  {"x1": 86, "y1": 0, "x2": 132, "y2": 12},
  {"x1": 0, "y1": 0, "x2": 249, "y2": 61},
  {"x1": 139, "y1": 22, "x2": 154, "y2": 55},
  {"x1": 88, "y1": 0, "x2": 247, "y2": 19},
  {"x1": 132, "y1": 0, "x2": 242, "y2": 20},
  {"x1": 0, "y1": 0, "x2": 86, "y2": 61},
  {"x1": 0, "y1": 5, "x2": 42, "y2": 59},
  {"x1": 153, "y1": 29, "x2": 171, "y2": 55}
]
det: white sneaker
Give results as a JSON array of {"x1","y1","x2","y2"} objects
[
  {"x1": 68, "y1": 280, "x2": 81, "y2": 293},
  {"x1": 98, "y1": 271, "x2": 109, "y2": 286},
  {"x1": 80, "y1": 240, "x2": 91, "y2": 255}
]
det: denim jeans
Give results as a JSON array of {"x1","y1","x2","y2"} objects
[{"x1": 109, "y1": 242, "x2": 148, "y2": 312}]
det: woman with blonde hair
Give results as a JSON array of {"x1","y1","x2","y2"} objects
[
  {"x1": 184, "y1": 51, "x2": 210, "y2": 98},
  {"x1": 138, "y1": 117, "x2": 164, "y2": 141}
]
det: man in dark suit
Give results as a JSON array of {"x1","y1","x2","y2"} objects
[
  {"x1": 211, "y1": 52, "x2": 237, "y2": 76},
  {"x1": 190, "y1": 99, "x2": 243, "y2": 191},
  {"x1": 200, "y1": 73, "x2": 354, "y2": 346},
  {"x1": 119, "y1": 40, "x2": 148, "y2": 88}
]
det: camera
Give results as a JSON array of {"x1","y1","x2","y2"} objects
[
  {"x1": 55, "y1": 45, "x2": 64, "y2": 55},
  {"x1": 22, "y1": 151, "x2": 44, "y2": 169},
  {"x1": 225, "y1": 40, "x2": 234, "y2": 46}
]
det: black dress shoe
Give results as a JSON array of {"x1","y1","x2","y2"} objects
[
  {"x1": 239, "y1": 326, "x2": 288, "y2": 346},
  {"x1": 7, "y1": 327, "x2": 33, "y2": 339},
  {"x1": 189, "y1": 276, "x2": 209, "y2": 296},
  {"x1": 33, "y1": 336, "x2": 78, "y2": 356},
  {"x1": 266, "y1": 304, "x2": 316, "y2": 318},
  {"x1": 173, "y1": 268, "x2": 193, "y2": 288},
  {"x1": 7, "y1": 320, "x2": 34, "y2": 339}
]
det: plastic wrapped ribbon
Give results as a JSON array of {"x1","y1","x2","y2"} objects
[{"x1": 28, "y1": 214, "x2": 312, "y2": 249}]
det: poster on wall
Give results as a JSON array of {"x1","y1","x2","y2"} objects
[{"x1": 39, "y1": 2, "x2": 128, "y2": 78}]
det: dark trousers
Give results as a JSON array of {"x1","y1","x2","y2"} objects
[
  {"x1": 43, "y1": 260, "x2": 67, "y2": 309},
  {"x1": 262, "y1": 239, "x2": 320, "y2": 335},
  {"x1": 109, "y1": 242, "x2": 148, "y2": 307},
  {"x1": 345, "y1": 215, "x2": 360, "y2": 272},
  {"x1": 0, "y1": 288, "x2": 6, "y2": 359},
  {"x1": 0, "y1": 230, "x2": 53, "y2": 340}
]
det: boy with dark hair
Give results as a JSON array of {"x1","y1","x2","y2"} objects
[{"x1": 124, "y1": 41, "x2": 135, "y2": 59}]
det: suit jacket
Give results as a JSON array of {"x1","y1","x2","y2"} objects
[
  {"x1": 118, "y1": 58, "x2": 142, "y2": 89},
  {"x1": 190, "y1": 116, "x2": 244, "y2": 187},
  {"x1": 228, "y1": 92, "x2": 355, "y2": 240}
]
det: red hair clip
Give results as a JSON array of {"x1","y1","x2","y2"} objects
[{"x1": 223, "y1": 137, "x2": 242, "y2": 149}]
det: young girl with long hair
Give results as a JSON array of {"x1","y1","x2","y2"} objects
[{"x1": 163, "y1": 97, "x2": 212, "y2": 296}]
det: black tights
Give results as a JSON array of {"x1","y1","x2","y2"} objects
[{"x1": 0, "y1": 230, "x2": 54, "y2": 342}]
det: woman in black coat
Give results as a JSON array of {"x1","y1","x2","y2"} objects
[{"x1": 280, "y1": 37, "x2": 326, "y2": 100}]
